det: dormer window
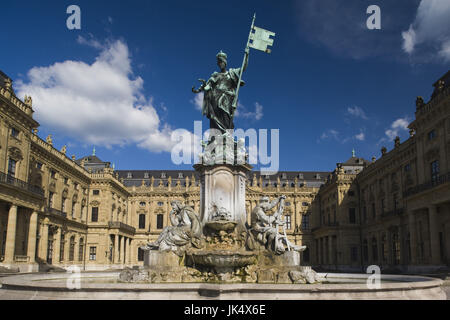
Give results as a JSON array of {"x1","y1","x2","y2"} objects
[
  {"x1": 281, "y1": 173, "x2": 287, "y2": 179},
  {"x1": 178, "y1": 173, "x2": 183, "y2": 179},
  {"x1": 298, "y1": 173, "x2": 304, "y2": 179},
  {"x1": 161, "y1": 172, "x2": 166, "y2": 179},
  {"x1": 127, "y1": 172, "x2": 132, "y2": 178},
  {"x1": 144, "y1": 172, "x2": 149, "y2": 179},
  {"x1": 315, "y1": 174, "x2": 321, "y2": 179}
]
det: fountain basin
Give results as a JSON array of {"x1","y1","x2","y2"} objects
[
  {"x1": 204, "y1": 220, "x2": 237, "y2": 233},
  {"x1": 0, "y1": 272, "x2": 445, "y2": 299},
  {"x1": 188, "y1": 250, "x2": 257, "y2": 269}
]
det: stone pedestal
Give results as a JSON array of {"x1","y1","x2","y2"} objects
[
  {"x1": 194, "y1": 163, "x2": 252, "y2": 233},
  {"x1": 144, "y1": 250, "x2": 181, "y2": 269}
]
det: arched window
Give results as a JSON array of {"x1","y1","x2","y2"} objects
[
  {"x1": 60, "y1": 234, "x2": 65, "y2": 262},
  {"x1": 78, "y1": 238, "x2": 84, "y2": 262},
  {"x1": 69, "y1": 236, "x2": 75, "y2": 261}
]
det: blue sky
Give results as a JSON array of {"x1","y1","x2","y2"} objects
[{"x1": 1, "y1": 0, "x2": 449, "y2": 172}]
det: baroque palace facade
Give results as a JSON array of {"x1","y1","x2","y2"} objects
[{"x1": 0, "y1": 69, "x2": 449, "y2": 273}]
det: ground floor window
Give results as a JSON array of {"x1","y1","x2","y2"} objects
[
  {"x1": 60, "y1": 234, "x2": 65, "y2": 262},
  {"x1": 78, "y1": 238, "x2": 84, "y2": 261},
  {"x1": 89, "y1": 246, "x2": 96, "y2": 260},
  {"x1": 138, "y1": 248, "x2": 145, "y2": 261},
  {"x1": 69, "y1": 236, "x2": 75, "y2": 261}
]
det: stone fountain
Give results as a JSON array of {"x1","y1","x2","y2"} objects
[{"x1": 120, "y1": 135, "x2": 318, "y2": 284}]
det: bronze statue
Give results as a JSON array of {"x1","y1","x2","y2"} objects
[{"x1": 192, "y1": 50, "x2": 249, "y2": 133}]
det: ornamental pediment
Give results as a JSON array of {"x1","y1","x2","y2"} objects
[
  {"x1": 90, "y1": 200, "x2": 100, "y2": 206},
  {"x1": 8, "y1": 147, "x2": 23, "y2": 161}
]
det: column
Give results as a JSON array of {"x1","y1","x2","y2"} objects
[
  {"x1": 328, "y1": 235, "x2": 333, "y2": 266},
  {"x1": 27, "y1": 211, "x2": 38, "y2": 263},
  {"x1": 127, "y1": 238, "x2": 132, "y2": 264},
  {"x1": 120, "y1": 236, "x2": 125, "y2": 263},
  {"x1": 387, "y1": 231, "x2": 393, "y2": 266},
  {"x1": 64, "y1": 233, "x2": 71, "y2": 263},
  {"x1": 4, "y1": 205, "x2": 18, "y2": 263},
  {"x1": 53, "y1": 228, "x2": 61, "y2": 264},
  {"x1": 74, "y1": 235, "x2": 79, "y2": 264},
  {"x1": 428, "y1": 205, "x2": 441, "y2": 265},
  {"x1": 408, "y1": 211, "x2": 418, "y2": 265},
  {"x1": 40, "y1": 223, "x2": 49, "y2": 262},
  {"x1": 399, "y1": 226, "x2": 405, "y2": 265},
  {"x1": 114, "y1": 234, "x2": 119, "y2": 264}
]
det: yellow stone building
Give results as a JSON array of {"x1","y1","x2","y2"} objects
[{"x1": 0, "y1": 69, "x2": 449, "y2": 274}]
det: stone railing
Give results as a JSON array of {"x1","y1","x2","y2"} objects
[
  {"x1": 0, "y1": 87, "x2": 34, "y2": 116},
  {"x1": 416, "y1": 86, "x2": 450, "y2": 117},
  {"x1": 108, "y1": 221, "x2": 136, "y2": 234},
  {"x1": 30, "y1": 135, "x2": 88, "y2": 176},
  {"x1": 0, "y1": 171, "x2": 44, "y2": 197},
  {"x1": 403, "y1": 172, "x2": 450, "y2": 198},
  {"x1": 14, "y1": 255, "x2": 30, "y2": 263},
  {"x1": 45, "y1": 207, "x2": 67, "y2": 219}
]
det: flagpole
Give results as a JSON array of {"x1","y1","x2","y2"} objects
[{"x1": 232, "y1": 13, "x2": 256, "y2": 112}]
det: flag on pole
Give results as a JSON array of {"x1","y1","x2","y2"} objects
[{"x1": 249, "y1": 26, "x2": 276, "y2": 53}]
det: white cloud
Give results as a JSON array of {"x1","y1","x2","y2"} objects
[
  {"x1": 385, "y1": 118, "x2": 410, "y2": 140},
  {"x1": 347, "y1": 106, "x2": 368, "y2": 120},
  {"x1": 320, "y1": 129, "x2": 339, "y2": 141},
  {"x1": 355, "y1": 132, "x2": 365, "y2": 141},
  {"x1": 16, "y1": 37, "x2": 191, "y2": 153},
  {"x1": 237, "y1": 102, "x2": 264, "y2": 121},
  {"x1": 191, "y1": 92, "x2": 204, "y2": 111},
  {"x1": 401, "y1": 0, "x2": 450, "y2": 61},
  {"x1": 401, "y1": 25, "x2": 416, "y2": 54}
]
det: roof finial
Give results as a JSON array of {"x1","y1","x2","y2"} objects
[
  {"x1": 92, "y1": 146, "x2": 96, "y2": 156},
  {"x1": 352, "y1": 148, "x2": 356, "y2": 158}
]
